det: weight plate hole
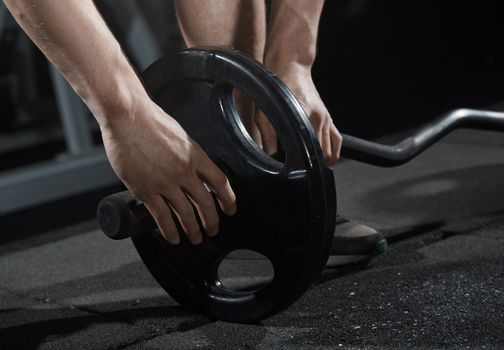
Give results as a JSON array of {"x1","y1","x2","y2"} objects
[
  {"x1": 232, "y1": 88, "x2": 286, "y2": 163},
  {"x1": 217, "y1": 249, "x2": 274, "y2": 292}
]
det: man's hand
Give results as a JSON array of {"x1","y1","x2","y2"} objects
[
  {"x1": 237, "y1": 0, "x2": 341, "y2": 166},
  {"x1": 101, "y1": 98, "x2": 237, "y2": 245},
  {"x1": 254, "y1": 62, "x2": 342, "y2": 166}
]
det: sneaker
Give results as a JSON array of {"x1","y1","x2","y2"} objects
[{"x1": 330, "y1": 215, "x2": 388, "y2": 259}]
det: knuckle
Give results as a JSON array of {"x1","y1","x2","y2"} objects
[
  {"x1": 311, "y1": 112, "x2": 324, "y2": 124},
  {"x1": 132, "y1": 191, "x2": 148, "y2": 203},
  {"x1": 126, "y1": 185, "x2": 150, "y2": 202},
  {"x1": 179, "y1": 160, "x2": 193, "y2": 174},
  {"x1": 174, "y1": 155, "x2": 193, "y2": 173}
]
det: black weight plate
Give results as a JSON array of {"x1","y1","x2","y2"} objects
[{"x1": 132, "y1": 47, "x2": 336, "y2": 323}]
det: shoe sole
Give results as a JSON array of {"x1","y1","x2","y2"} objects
[{"x1": 325, "y1": 238, "x2": 388, "y2": 268}]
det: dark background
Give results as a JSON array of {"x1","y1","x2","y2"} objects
[
  {"x1": 3, "y1": 0, "x2": 504, "y2": 139},
  {"x1": 315, "y1": 0, "x2": 504, "y2": 137}
]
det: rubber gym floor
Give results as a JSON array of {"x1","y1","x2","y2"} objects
[{"x1": 0, "y1": 128, "x2": 502, "y2": 350}]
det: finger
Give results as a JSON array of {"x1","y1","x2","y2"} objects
[
  {"x1": 143, "y1": 195, "x2": 180, "y2": 245},
  {"x1": 234, "y1": 88, "x2": 252, "y2": 124},
  {"x1": 234, "y1": 89, "x2": 263, "y2": 147},
  {"x1": 248, "y1": 119, "x2": 263, "y2": 149},
  {"x1": 313, "y1": 114, "x2": 324, "y2": 154},
  {"x1": 164, "y1": 188, "x2": 202, "y2": 245},
  {"x1": 329, "y1": 124, "x2": 343, "y2": 165},
  {"x1": 255, "y1": 109, "x2": 278, "y2": 155},
  {"x1": 321, "y1": 119, "x2": 333, "y2": 165},
  {"x1": 196, "y1": 155, "x2": 237, "y2": 216},
  {"x1": 183, "y1": 178, "x2": 220, "y2": 237}
]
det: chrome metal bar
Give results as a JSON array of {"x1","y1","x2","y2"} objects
[{"x1": 341, "y1": 109, "x2": 504, "y2": 167}]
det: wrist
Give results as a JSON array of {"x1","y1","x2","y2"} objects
[
  {"x1": 85, "y1": 62, "x2": 150, "y2": 135},
  {"x1": 264, "y1": 43, "x2": 316, "y2": 70},
  {"x1": 264, "y1": 58, "x2": 312, "y2": 83}
]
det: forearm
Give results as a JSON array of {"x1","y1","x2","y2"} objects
[
  {"x1": 265, "y1": 0, "x2": 324, "y2": 68},
  {"x1": 3, "y1": 0, "x2": 148, "y2": 131}
]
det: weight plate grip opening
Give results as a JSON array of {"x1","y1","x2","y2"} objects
[{"x1": 216, "y1": 82, "x2": 285, "y2": 173}]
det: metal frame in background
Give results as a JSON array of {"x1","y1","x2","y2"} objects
[
  {"x1": 0, "y1": 2, "x2": 163, "y2": 215},
  {"x1": 0, "y1": 2, "x2": 6, "y2": 43}
]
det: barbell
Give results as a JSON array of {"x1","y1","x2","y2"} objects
[{"x1": 97, "y1": 47, "x2": 504, "y2": 323}]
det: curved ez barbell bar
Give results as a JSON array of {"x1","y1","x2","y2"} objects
[{"x1": 340, "y1": 108, "x2": 504, "y2": 167}]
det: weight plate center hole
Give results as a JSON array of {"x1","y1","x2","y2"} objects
[
  {"x1": 217, "y1": 249, "x2": 275, "y2": 292},
  {"x1": 232, "y1": 87, "x2": 286, "y2": 163}
]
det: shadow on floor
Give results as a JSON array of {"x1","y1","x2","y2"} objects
[
  {"x1": 0, "y1": 304, "x2": 208, "y2": 350},
  {"x1": 359, "y1": 163, "x2": 504, "y2": 230}
]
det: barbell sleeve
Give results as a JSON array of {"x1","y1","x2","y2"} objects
[{"x1": 97, "y1": 191, "x2": 153, "y2": 240}]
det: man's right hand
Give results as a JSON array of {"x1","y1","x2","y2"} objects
[{"x1": 101, "y1": 98, "x2": 237, "y2": 245}]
